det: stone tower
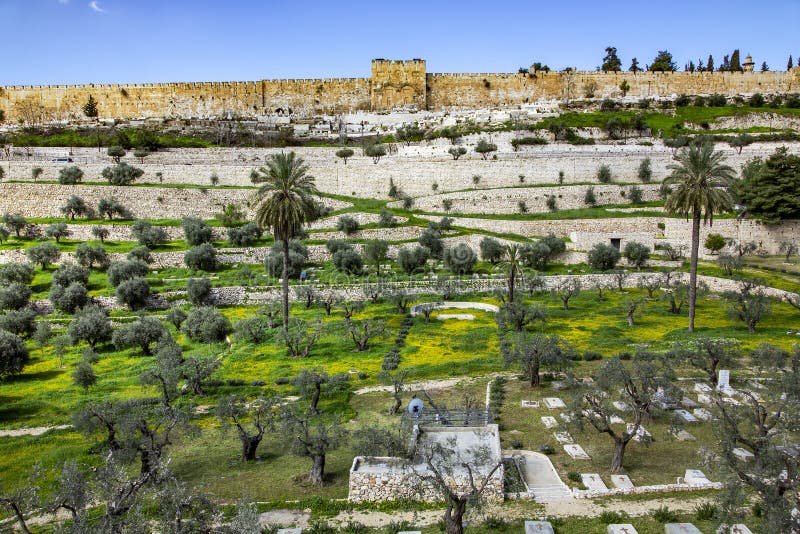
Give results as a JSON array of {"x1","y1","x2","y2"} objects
[
  {"x1": 370, "y1": 59, "x2": 426, "y2": 111},
  {"x1": 743, "y1": 54, "x2": 755, "y2": 72}
]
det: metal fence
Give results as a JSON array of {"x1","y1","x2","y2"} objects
[{"x1": 401, "y1": 409, "x2": 492, "y2": 429}]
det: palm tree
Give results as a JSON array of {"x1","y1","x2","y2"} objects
[
  {"x1": 505, "y1": 244, "x2": 522, "y2": 303},
  {"x1": 664, "y1": 142, "x2": 736, "y2": 332},
  {"x1": 251, "y1": 152, "x2": 319, "y2": 334}
]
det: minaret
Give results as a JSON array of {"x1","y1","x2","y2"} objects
[{"x1": 743, "y1": 54, "x2": 755, "y2": 72}]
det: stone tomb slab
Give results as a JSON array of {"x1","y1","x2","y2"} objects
[
  {"x1": 664, "y1": 524, "x2": 703, "y2": 534},
  {"x1": 732, "y1": 447, "x2": 755, "y2": 462},
  {"x1": 694, "y1": 383, "x2": 712, "y2": 394},
  {"x1": 540, "y1": 416, "x2": 558, "y2": 429},
  {"x1": 675, "y1": 409, "x2": 698, "y2": 423},
  {"x1": 684, "y1": 469, "x2": 711, "y2": 485},
  {"x1": 554, "y1": 431, "x2": 574, "y2": 444},
  {"x1": 581, "y1": 473, "x2": 608, "y2": 491},
  {"x1": 680, "y1": 397, "x2": 699, "y2": 409},
  {"x1": 609, "y1": 415, "x2": 625, "y2": 424},
  {"x1": 626, "y1": 424, "x2": 651, "y2": 442},
  {"x1": 693, "y1": 408, "x2": 714, "y2": 421},
  {"x1": 696, "y1": 394, "x2": 713, "y2": 405},
  {"x1": 543, "y1": 397, "x2": 566, "y2": 409},
  {"x1": 673, "y1": 429, "x2": 696, "y2": 441},
  {"x1": 610, "y1": 474, "x2": 635, "y2": 489},
  {"x1": 564, "y1": 444, "x2": 591, "y2": 459},
  {"x1": 607, "y1": 525, "x2": 638, "y2": 534},
  {"x1": 559, "y1": 412, "x2": 573, "y2": 423},
  {"x1": 730, "y1": 525, "x2": 754, "y2": 534},
  {"x1": 613, "y1": 401, "x2": 631, "y2": 412},
  {"x1": 277, "y1": 530, "x2": 303, "y2": 534},
  {"x1": 522, "y1": 400, "x2": 541, "y2": 408},
  {"x1": 525, "y1": 520, "x2": 555, "y2": 534}
]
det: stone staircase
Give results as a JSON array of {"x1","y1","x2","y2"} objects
[{"x1": 529, "y1": 483, "x2": 573, "y2": 502}]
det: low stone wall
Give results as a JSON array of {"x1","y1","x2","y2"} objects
[
  {"x1": 572, "y1": 481, "x2": 723, "y2": 499},
  {"x1": 394, "y1": 184, "x2": 662, "y2": 215}
]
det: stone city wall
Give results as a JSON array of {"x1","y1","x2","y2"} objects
[{"x1": 4, "y1": 62, "x2": 798, "y2": 120}]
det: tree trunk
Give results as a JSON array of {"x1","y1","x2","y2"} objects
[
  {"x1": 5, "y1": 501, "x2": 32, "y2": 534},
  {"x1": 390, "y1": 397, "x2": 401, "y2": 415},
  {"x1": 241, "y1": 435, "x2": 262, "y2": 461},
  {"x1": 443, "y1": 498, "x2": 467, "y2": 534},
  {"x1": 627, "y1": 310, "x2": 635, "y2": 327},
  {"x1": 281, "y1": 238, "x2": 290, "y2": 337},
  {"x1": 563, "y1": 298, "x2": 569, "y2": 311},
  {"x1": 529, "y1": 361, "x2": 540, "y2": 388},
  {"x1": 611, "y1": 438, "x2": 628, "y2": 473},
  {"x1": 688, "y1": 211, "x2": 701, "y2": 332},
  {"x1": 310, "y1": 383, "x2": 321, "y2": 415},
  {"x1": 508, "y1": 270, "x2": 516, "y2": 304},
  {"x1": 309, "y1": 454, "x2": 325, "y2": 486}
]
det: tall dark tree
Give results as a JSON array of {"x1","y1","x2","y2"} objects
[
  {"x1": 82, "y1": 95, "x2": 98, "y2": 119},
  {"x1": 708, "y1": 55, "x2": 715, "y2": 72},
  {"x1": 735, "y1": 147, "x2": 800, "y2": 223},
  {"x1": 649, "y1": 50, "x2": 676, "y2": 72},
  {"x1": 251, "y1": 152, "x2": 319, "y2": 335},
  {"x1": 664, "y1": 142, "x2": 736, "y2": 332},
  {"x1": 628, "y1": 57, "x2": 640, "y2": 73},
  {"x1": 789, "y1": 55, "x2": 794, "y2": 71},
  {"x1": 602, "y1": 46, "x2": 622, "y2": 72},
  {"x1": 730, "y1": 49, "x2": 742, "y2": 71}
]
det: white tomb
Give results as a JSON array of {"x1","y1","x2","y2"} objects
[
  {"x1": 717, "y1": 369, "x2": 735, "y2": 395},
  {"x1": 609, "y1": 415, "x2": 625, "y2": 424},
  {"x1": 730, "y1": 524, "x2": 753, "y2": 534},
  {"x1": 559, "y1": 412, "x2": 573, "y2": 423},
  {"x1": 540, "y1": 416, "x2": 558, "y2": 429},
  {"x1": 664, "y1": 524, "x2": 703, "y2": 534},
  {"x1": 613, "y1": 401, "x2": 631, "y2": 412},
  {"x1": 672, "y1": 429, "x2": 696, "y2": 441},
  {"x1": 525, "y1": 520, "x2": 555, "y2": 534},
  {"x1": 626, "y1": 424, "x2": 651, "y2": 442},
  {"x1": 607, "y1": 525, "x2": 638, "y2": 534},
  {"x1": 696, "y1": 394, "x2": 713, "y2": 404},
  {"x1": 693, "y1": 408, "x2": 714, "y2": 421},
  {"x1": 543, "y1": 397, "x2": 566, "y2": 409},
  {"x1": 554, "y1": 431, "x2": 574, "y2": 444},
  {"x1": 610, "y1": 474, "x2": 635, "y2": 489},
  {"x1": 522, "y1": 400, "x2": 541, "y2": 408},
  {"x1": 674, "y1": 409, "x2": 698, "y2": 423},
  {"x1": 581, "y1": 473, "x2": 608, "y2": 491},
  {"x1": 732, "y1": 447, "x2": 755, "y2": 461},
  {"x1": 694, "y1": 383, "x2": 712, "y2": 394},
  {"x1": 277, "y1": 530, "x2": 303, "y2": 534},
  {"x1": 564, "y1": 444, "x2": 591, "y2": 459},
  {"x1": 684, "y1": 469, "x2": 711, "y2": 485}
]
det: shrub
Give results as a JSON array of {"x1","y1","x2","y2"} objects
[
  {"x1": 0, "y1": 263, "x2": 34, "y2": 285},
  {"x1": 235, "y1": 316, "x2": 275, "y2": 343},
  {"x1": 0, "y1": 283, "x2": 31, "y2": 310},
  {"x1": 127, "y1": 246, "x2": 153, "y2": 264},
  {"x1": 187, "y1": 277, "x2": 212, "y2": 305},
  {"x1": 587, "y1": 243, "x2": 621, "y2": 271},
  {"x1": 166, "y1": 307, "x2": 187, "y2": 329},
  {"x1": 58, "y1": 166, "x2": 83, "y2": 184},
  {"x1": 480, "y1": 237, "x2": 505, "y2": 263},
  {"x1": 397, "y1": 246, "x2": 430, "y2": 274},
  {"x1": 705, "y1": 233, "x2": 726, "y2": 254},
  {"x1": 107, "y1": 145, "x2": 126, "y2": 162},
  {"x1": 0, "y1": 330, "x2": 29, "y2": 377},
  {"x1": 402, "y1": 196, "x2": 414, "y2": 210},
  {"x1": 749, "y1": 93, "x2": 765, "y2": 107},
  {"x1": 115, "y1": 276, "x2": 151, "y2": 310},
  {"x1": 53, "y1": 263, "x2": 90, "y2": 288},
  {"x1": 107, "y1": 260, "x2": 149, "y2": 287},
  {"x1": 227, "y1": 222, "x2": 262, "y2": 246},
  {"x1": 181, "y1": 306, "x2": 232, "y2": 343},
  {"x1": 599, "y1": 511, "x2": 625, "y2": 524},
  {"x1": 264, "y1": 241, "x2": 308, "y2": 278},
  {"x1": 333, "y1": 248, "x2": 363, "y2": 274},
  {"x1": 68, "y1": 305, "x2": 112, "y2": 348},
  {"x1": 337, "y1": 215, "x2": 359, "y2": 235},
  {"x1": 101, "y1": 163, "x2": 144, "y2": 186},
  {"x1": 49, "y1": 282, "x2": 88, "y2": 314},
  {"x1": 583, "y1": 350, "x2": 602, "y2": 361},
  {"x1": 546, "y1": 195, "x2": 558, "y2": 212},
  {"x1": 694, "y1": 502, "x2": 717, "y2": 521},
  {"x1": 0, "y1": 308, "x2": 37, "y2": 338},
  {"x1": 184, "y1": 243, "x2": 218, "y2": 271},
  {"x1": 538, "y1": 443, "x2": 555, "y2": 455},
  {"x1": 131, "y1": 220, "x2": 168, "y2": 247},
  {"x1": 638, "y1": 158, "x2": 652, "y2": 182},
  {"x1": 447, "y1": 146, "x2": 467, "y2": 160},
  {"x1": 651, "y1": 506, "x2": 679, "y2": 523},
  {"x1": 112, "y1": 316, "x2": 165, "y2": 355},
  {"x1": 584, "y1": 186, "x2": 597, "y2": 207},
  {"x1": 628, "y1": 185, "x2": 644, "y2": 204},
  {"x1": 674, "y1": 94, "x2": 691, "y2": 107},
  {"x1": 182, "y1": 217, "x2": 213, "y2": 246},
  {"x1": 597, "y1": 164, "x2": 612, "y2": 183},
  {"x1": 474, "y1": 138, "x2": 498, "y2": 160},
  {"x1": 623, "y1": 241, "x2": 651, "y2": 268},
  {"x1": 74, "y1": 243, "x2": 108, "y2": 269},
  {"x1": 708, "y1": 94, "x2": 727, "y2": 107},
  {"x1": 378, "y1": 210, "x2": 397, "y2": 227},
  {"x1": 45, "y1": 222, "x2": 70, "y2": 243},
  {"x1": 419, "y1": 228, "x2": 443, "y2": 259},
  {"x1": 443, "y1": 244, "x2": 477, "y2": 274}
]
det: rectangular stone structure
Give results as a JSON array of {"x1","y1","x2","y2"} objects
[
  {"x1": 693, "y1": 408, "x2": 714, "y2": 421},
  {"x1": 607, "y1": 525, "x2": 638, "y2": 534},
  {"x1": 730, "y1": 525, "x2": 754, "y2": 534},
  {"x1": 522, "y1": 400, "x2": 540, "y2": 408},
  {"x1": 277, "y1": 530, "x2": 303, "y2": 534},
  {"x1": 613, "y1": 401, "x2": 631, "y2": 412},
  {"x1": 675, "y1": 409, "x2": 698, "y2": 423},
  {"x1": 525, "y1": 521, "x2": 555, "y2": 534},
  {"x1": 610, "y1": 474, "x2": 635, "y2": 489},
  {"x1": 673, "y1": 429, "x2": 696, "y2": 441},
  {"x1": 680, "y1": 397, "x2": 699, "y2": 409},
  {"x1": 541, "y1": 416, "x2": 558, "y2": 429},
  {"x1": 554, "y1": 431, "x2": 574, "y2": 444},
  {"x1": 581, "y1": 473, "x2": 608, "y2": 491},
  {"x1": 564, "y1": 444, "x2": 590, "y2": 459},
  {"x1": 694, "y1": 383, "x2": 712, "y2": 393},
  {"x1": 718, "y1": 369, "x2": 731, "y2": 389},
  {"x1": 543, "y1": 397, "x2": 566, "y2": 409},
  {"x1": 732, "y1": 448, "x2": 755, "y2": 461},
  {"x1": 664, "y1": 524, "x2": 703, "y2": 534},
  {"x1": 684, "y1": 469, "x2": 710, "y2": 484}
]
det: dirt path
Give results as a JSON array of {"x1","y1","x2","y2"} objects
[
  {"x1": 354, "y1": 373, "x2": 511, "y2": 395},
  {"x1": 0, "y1": 425, "x2": 71, "y2": 437}
]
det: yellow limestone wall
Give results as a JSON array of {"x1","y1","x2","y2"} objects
[{"x1": 2, "y1": 61, "x2": 798, "y2": 121}]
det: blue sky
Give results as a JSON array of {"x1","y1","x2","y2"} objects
[{"x1": 3, "y1": 0, "x2": 799, "y2": 85}]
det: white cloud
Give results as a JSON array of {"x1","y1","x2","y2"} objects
[{"x1": 88, "y1": 1, "x2": 104, "y2": 12}]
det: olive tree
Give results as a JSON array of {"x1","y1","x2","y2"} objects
[{"x1": 217, "y1": 394, "x2": 280, "y2": 461}]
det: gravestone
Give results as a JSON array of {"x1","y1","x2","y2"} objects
[
  {"x1": 541, "y1": 416, "x2": 558, "y2": 429},
  {"x1": 664, "y1": 524, "x2": 702, "y2": 534},
  {"x1": 543, "y1": 397, "x2": 566, "y2": 409},
  {"x1": 680, "y1": 397, "x2": 699, "y2": 409},
  {"x1": 730, "y1": 524, "x2": 753, "y2": 534},
  {"x1": 554, "y1": 431, "x2": 574, "y2": 444},
  {"x1": 607, "y1": 525, "x2": 638, "y2": 534},
  {"x1": 722, "y1": 396, "x2": 741, "y2": 405},
  {"x1": 674, "y1": 409, "x2": 698, "y2": 423},
  {"x1": 626, "y1": 424, "x2": 651, "y2": 442},
  {"x1": 684, "y1": 469, "x2": 710, "y2": 484},
  {"x1": 672, "y1": 429, "x2": 696, "y2": 441},
  {"x1": 525, "y1": 520, "x2": 555, "y2": 534},
  {"x1": 694, "y1": 383, "x2": 712, "y2": 394},
  {"x1": 522, "y1": 400, "x2": 541, "y2": 408},
  {"x1": 613, "y1": 401, "x2": 631, "y2": 412},
  {"x1": 696, "y1": 394, "x2": 713, "y2": 405},
  {"x1": 732, "y1": 447, "x2": 755, "y2": 461},
  {"x1": 564, "y1": 444, "x2": 590, "y2": 459},
  {"x1": 277, "y1": 530, "x2": 303, "y2": 534},
  {"x1": 581, "y1": 473, "x2": 608, "y2": 491},
  {"x1": 559, "y1": 412, "x2": 573, "y2": 423},
  {"x1": 693, "y1": 408, "x2": 714, "y2": 421},
  {"x1": 717, "y1": 369, "x2": 734, "y2": 394},
  {"x1": 609, "y1": 415, "x2": 625, "y2": 424},
  {"x1": 610, "y1": 474, "x2": 635, "y2": 489}
]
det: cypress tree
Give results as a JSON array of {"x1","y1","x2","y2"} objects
[
  {"x1": 788, "y1": 55, "x2": 794, "y2": 71},
  {"x1": 730, "y1": 49, "x2": 742, "y2": 72},
  {"x1": 707, "y1": 55, "x2": 715, "y2": 72},
  {"x1": 82, "y1": 95, "x2": 98, "y2": 118}
]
